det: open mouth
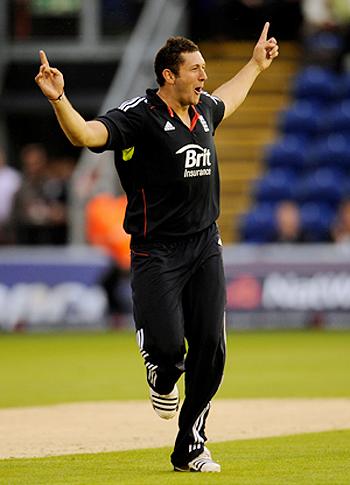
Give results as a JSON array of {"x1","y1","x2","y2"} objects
[{"x1": 194, "y1": 87, "x2": 202, "y2": 95}]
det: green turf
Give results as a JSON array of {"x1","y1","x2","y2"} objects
[
  {"x1": 220, "y1": 330, "x2": 350, "y2": 399},
  {"x1": 0, "y1": 430, "x2": 349, "y2": 484},
  {"x1": 0, "y1": 331, "x2": 145, "y2": 407},
  {"x1": 0, "y1": 330, "x2": 349, "y2": 407}
]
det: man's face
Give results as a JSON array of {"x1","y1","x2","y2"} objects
[{"x1": 173, "y1": 51, "x2": 207, "y2": 106}]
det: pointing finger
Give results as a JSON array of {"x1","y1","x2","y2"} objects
[
  {"x1": 39, "y1": 65, "x2": 50, "y2": 77},
  {"x1": 39, "y1": 50, "x2": 50, "y2": 67},
  {"x1": 259, "y1": 22, "x2": 270, "y2": 42}
]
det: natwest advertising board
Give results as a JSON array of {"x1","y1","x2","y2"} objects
[
  {"x1": 1, "y1": 244, "x2": 350, "y2": 331},
  {"x1": 223, "y1": 244, "x2": 350, "y2": 329}
]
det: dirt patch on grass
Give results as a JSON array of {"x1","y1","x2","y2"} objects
[{"x1": 1, "y1": 398, "x2": 349, "y2": 459}]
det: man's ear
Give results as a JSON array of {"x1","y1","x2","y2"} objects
[{"x1": 162, "y1": 68, "x2": 176, "y2": 85}]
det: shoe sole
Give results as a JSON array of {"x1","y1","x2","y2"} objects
[
  {"x1": 174, "y1": 465, "x2": 221, "y2": 473},
  {"x1": 174, "y1": 451, "x2": 221, "y2": 473},
  {"x1": 150, "y1": 387, "x2": 179, "y2": 420}
]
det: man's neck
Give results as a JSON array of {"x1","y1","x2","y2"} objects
[{"x1": 157, "y1": 89, "x2": 189, "y2": 118}]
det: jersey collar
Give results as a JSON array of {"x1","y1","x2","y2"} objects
[{"x1": 146, "y1": 88, "x2": 200, "y2": 131}]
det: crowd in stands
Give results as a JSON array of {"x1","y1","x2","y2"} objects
[
  {"x1": 189, "y1": 0, "x2": 303, "y2": 41},
  {"x1": 3, "y1": 0, "x2": 350, "y2": 249},
  {"x1": 86, "y1": 193, "x2": 132, "y2": 325},
  {"x1": 0, "y1": 141, "x2": 131, "y2": 322},
  {"x1": 0, "y1": 146, "x2": 21, "y2": 245},
  {"x1": 3, "y1": 1, "x2": 350, "y2": 323},
  {"x1": 238, "y1": 0, "x2": 350, "y2": 244},
  {"x1": 0, "y1": 143, "x2": 73, "y2": 246}
]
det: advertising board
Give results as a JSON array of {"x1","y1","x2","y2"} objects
[
  {"x1": 1, "y1": 244, "x2": 350, "y2": 330},
  {"x1": 0, "y1": 247, "x2": 108, "y2": 331}
]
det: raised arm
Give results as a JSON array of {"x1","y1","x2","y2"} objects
[
  {"x1": 35, "y1": 50, "x2": 108, "y2": 147},
  {"x1": 212, "y1": 22, "x2": 279, "y2": 121}
]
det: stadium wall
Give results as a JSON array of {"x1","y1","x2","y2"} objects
[{"x1": 1, "y1": 245, "x2": 350, "y2": 331}]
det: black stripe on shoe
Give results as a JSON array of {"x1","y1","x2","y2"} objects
[{"x1": 149, "y1": 385, "x2": 179, "y2": 419}]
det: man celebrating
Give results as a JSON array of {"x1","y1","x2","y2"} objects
[{"x1": 35, "y1": 23, "x2": 278, "y2": 472}]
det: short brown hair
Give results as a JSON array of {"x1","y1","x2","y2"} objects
[{"x1": 154, "y1": 36, "x2": 199, "y2": 86}]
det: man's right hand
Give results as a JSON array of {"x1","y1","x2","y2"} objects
[
  {"x1": 34, "y1": 49, "x2": 108, "y2": 148},
  {"x1": 35, "y1": 50, "x2": 65, "y2": 101}
]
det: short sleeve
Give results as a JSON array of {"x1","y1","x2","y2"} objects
[
  {"x1": 88, "y1": 102, "x2": 144, "y2": 154},
  {"x1": 200, "y1": 92, "x2": 225, "y2": 130}
]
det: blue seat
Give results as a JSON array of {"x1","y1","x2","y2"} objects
[
  {"x1": 295, "y1": 168, "x2": 345, "y2": 206},
  {"x1": 306, "y1": 133, "x2": 350, "y2": 171},
  {"x1": 342, "y1": 178, "x2": 350, "y2": 198},
  {"x1": 300, "y1": 202, "x2": 335, "y2": 241},
  {"x1": 304, "y1": 31, "x2": 344, "y2": 58},
  {"x1": 293, "y1": 66, "x2": 338, "y2": 103},
  {"x1": 278, "y1": 100, "x2": 323, "y2": 137},
  {"x1": 253, "y1": 169, "x2": 297, "y2": 204},
  {"x1": 263, "y1": 135, "x2": 307, "y2": 172},
  {"x1": 321, "y1": 100, "x2": 350, "y2": 134},
  {"x1": 336, "y1": 72, "x2": 350, "y2": 99},
  {"x1": 239, "y1": 205, "x2": 276, "y2": 243}
]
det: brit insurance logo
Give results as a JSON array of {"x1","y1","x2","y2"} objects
[{"x1": 176, "y1": 144, "x2": 212, "y2": 178}]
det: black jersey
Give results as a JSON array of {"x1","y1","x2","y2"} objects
[{"x1": 91, "y1": 88, "x2": 225, "y2": 240}]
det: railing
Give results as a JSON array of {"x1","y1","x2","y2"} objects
[{"x1": 69, "y1": 0, "x2": 187, "y2": 243}]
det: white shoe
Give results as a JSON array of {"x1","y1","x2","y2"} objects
[
  {"x1": 149, "y1": 384, "x2": 179, "y2": 420},
  {"x1": 174, "y1": 447, "x2": 221, "y2": 472}
]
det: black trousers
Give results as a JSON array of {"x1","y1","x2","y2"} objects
[{"x1": 131, "y1": 223, "x2": 226, "y2": 467}]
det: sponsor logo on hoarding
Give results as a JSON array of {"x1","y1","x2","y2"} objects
[
  {"x1": 262, "y1": 272, "x2": 350, "y2": 310},
  {"x1": 0, "y1": 283, "x2": 107, "y2": 330},
  {"x1": 226, "y1": 274, "x2": 262, "y2": 310}
]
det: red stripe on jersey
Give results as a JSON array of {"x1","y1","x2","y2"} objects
[{"x1": 190, "y1": 106, "x2": 200, "y2": 132}]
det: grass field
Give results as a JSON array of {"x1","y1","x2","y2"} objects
[
  {"x1": 0, "y1": 330, "x2": 349, "y2": 407},
  {"x1": 1, "y1": 329, "x2": 349, "y2": 484},
  {"x1": 1, "y1": 431, "x2": 349, "y2": 484}
]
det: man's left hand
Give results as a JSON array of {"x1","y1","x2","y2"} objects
[{"x1": 252, "y1": 22, "x2": 279, "y2": 72}]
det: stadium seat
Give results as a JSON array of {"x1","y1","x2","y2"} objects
[
  {"x1": 304, "y1": 31, "x2": 344, "y2": 63},
  {"x1": 263, "y1": 135, "x2": 307, "y2": 172},
  {"x1": 292, "y1": 66, "x2": 338, "y2": 103},
  {"x1": 239, "y1": 204, "x2": 276, "y2": 243},
  {"x1": 306, "y1": 133, "x2": 350, "y2": 171},
  {"x1": 300, "y1": 202, "x2": 335, "y2": 241},
  {"x1": 278, "y1": 100, "x2": 323, "y2": 137},
  {"x1": 245, "y1": 61, "x2": 350, "y2": 244},
  {"x1": 337, "y1": 72, "x2": 350, "y2": 99},
  {"x1": 320, "y1": 100, "x2": 350, "y2": 135},
  {"x1": 253, "y1": 169, "x2": 298, "y2": 204},
  {"x1": 294, "y1": 168, "x2": 345, "y2": 206},
  {"x1": 342, "y1": 178, "x2": 350, "y2": 198}
]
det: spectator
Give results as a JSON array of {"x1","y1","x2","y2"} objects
[
  {"x1": 10, "y1": 143, "x2": 69, "y2": 245},
  {"x1": 271, "y1": 200, "x2": 307, "y2": 243},
  {"x1": 0, "y1": 147, "x2": 22, "y2": 244},
  {"x1": 301, "y1": 0, "x2": 350, "y2": 70},
  {"x1": 332, "y1": 198, "x2": 350, "y2": 243},
  {"x1": 86, "y1": 193, "x2": 132, "y2": 326},
  {"x1": 45, "y1": 155, "x2": 75, "y2": 244},
  {"x1": 302, "y1": 0, "x2": 350, "y2": 33},
  {"x1": 301, "y1": 0, "x2": 334, "y2": 34},
  {"x1": 189, "y1": 0, "x2": 302, "y2": 41}
]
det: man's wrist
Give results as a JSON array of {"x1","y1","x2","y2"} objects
[
  {"x1": 248, "y1": 57, "x2": 264, "y2": 74},
  {"x1": 47, "y1": 91, "x2": 65, "y2": 103}
]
